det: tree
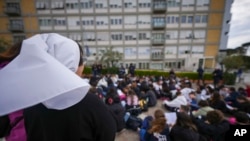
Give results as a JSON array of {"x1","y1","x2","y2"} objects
[
  {"x1": 99, "y1": 46, "x2": 123, "y2": 68},
  {"x1": 222, "y1": 55, "x2": 244, "y2": 72}
]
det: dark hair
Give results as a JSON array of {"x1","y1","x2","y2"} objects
[
  {"x1": 206, "y1": 110, "x2": 224, "y2": 124},
  {"x1": 0, "y1": 41, "x2": 22, "y2": 63},
  {"x1": 234, "y1": 111, "x2": 250, "y2": 124},
  {"x1": 198, "y1": 100, "x2": 209, "y2": 107},
  {"x1": 76, "y1": 42, "x2": 84, "y2": 66},
  {"x1": 148, "y1": 109, "x2": 166, "y2": 133},
  {"x1": 175, "y1": 112, "x2": 197, "y2": 132}
]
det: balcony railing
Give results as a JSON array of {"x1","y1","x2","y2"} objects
[
  {"x1": 5, "y1": 7, "x2": 21, "y2": 16},
  {"x1": 9, "y1": 24, "x2": 24, "y2": 32},
  {"x1": 152, "y1": 2, "x2": 166, "y2": 12},
  {"x1": 151, "y1": 54, "x2": 164, "y2": 60},
  {"x1": 152, "y1": 38, "x2": 165, "y2": 45},
  {"x1": 152, "y1": 22, "x2": 165, "y2": 29}
]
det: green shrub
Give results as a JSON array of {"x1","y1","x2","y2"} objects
[
  {"x1": 83, "y1": 68, "x2": 214, "y2": 80},
  {"x1": 223, "y1": 72, "x2": 236, "y2": 85},
  {"x1": 83, "y1": 67, "x2": 92, "y2": 74}
]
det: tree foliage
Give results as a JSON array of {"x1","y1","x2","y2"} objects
[
  {"x1": 222, "y1": 55, "x2": 244, "y2": 71},
  {"x1": 99, "y1": 46, "x2": 123, "y2": 68}
]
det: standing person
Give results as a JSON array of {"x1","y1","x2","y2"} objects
[
  {"x1": 0, "y1": 33, "x2": 117, "y2": 141},
  {"x1": 144, "y1": 109, "x2": 171, "y2": 141},
  {"x1": 212, "y1": 68, "x2": 223, "y2": 88},
  {"x1": 97, "y1": 63, "x2": 102, "y2": 76},
  {"x1": 197, "y1": 66, "x2": 204, "y2": 85},
  {"x1": 236, "y1": 68, "x2": 243, "y2": 83},
  {"x1": 92, "y1": 62, "x2": 98, "y2": 77},
  {"x1": 119, "y1": 64, "x2": 126, "y2": 78},
  {"x1": 129, "y1": 63, "x2": 135, "y2": 77}
]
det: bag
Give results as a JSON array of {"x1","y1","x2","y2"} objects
[
  {"x1": 126, "y1": 106, "x2": 142, "y2": 116},
  {"x1": 126, "y1": 115, "x2": 142, "y2": 131},
  {"x1": 139, "y1": 116, "x2": 153, "y2": 141},
  {"x1": 139, "y1": 99, "x2": 148, "y2": 112}
]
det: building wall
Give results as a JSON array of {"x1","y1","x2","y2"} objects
[{"x1": 0, "y1": 0, "x2": 233, "y2": 71}]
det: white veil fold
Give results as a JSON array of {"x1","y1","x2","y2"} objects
[{"x1": 0, "y1": 33, "x2": 90, "y2": 116}]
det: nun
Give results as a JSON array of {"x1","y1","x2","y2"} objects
[{"x1": 0, "y1": 33, "x2": 116, "y2": 141}]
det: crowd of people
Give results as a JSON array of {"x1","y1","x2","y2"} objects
[{"x1": 0, "y1": 33, "x2": 250, "y2": 141}]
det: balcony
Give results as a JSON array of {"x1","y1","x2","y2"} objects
[
  {"x1": 152, "y1": 21, "x2": 165, "y2": 29},
  {"x1": 152, "y1": 34, "x2": 165, "y2": 45},
  {"x1": 5, "y1": 7, "x2": 21, "y2": 16},
  {"x1": 152, "y1": 2, "x2": 166, "y2": 13},
  {"x1": 151, "y1": 53, "x2": 164, "y2": 61},
  {"x1": 9, "y1": 24, "x2": 24, "y2": 32}
]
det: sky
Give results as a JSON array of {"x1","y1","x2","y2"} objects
[{"x1": 228, "y1": 0, "x2": 250, "y2": 48}]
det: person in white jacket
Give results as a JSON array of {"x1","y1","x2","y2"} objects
[{"x1": 163, "y1": 91, "x2": 188, "y2": 112}]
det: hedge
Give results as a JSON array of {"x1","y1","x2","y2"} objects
[{"x1": 83, "y1": 67, "x2": 236, "y2": 85}]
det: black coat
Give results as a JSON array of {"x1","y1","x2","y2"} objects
[
  {"x1": 170, "y1": 125, "x2": 204, "y2": 141},
  {"x1": 194, "y1": 119, "x2": 230, "y2": 141},
  {"x1": 24, "y1": 93, "x2": 117, "y2": 141}
]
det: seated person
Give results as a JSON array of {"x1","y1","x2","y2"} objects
[
  {"x1": 163, "y1": 91, "x2": 188, "y2": 112},
  {"x1": 192, "y1": 100, "x2": 214, "y2": 118}
]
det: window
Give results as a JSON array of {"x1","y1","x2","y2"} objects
[
  {"x1": 153, "y1": 0, "x2": 166, "y2": 8},
  {"x1": 124, "y1": 16, "x2": 136, "y2": 25},
  {"x1": 96, "y1": 16, "x2": 108, "y2": 26},
  {"x1": 124, "y1": 32, "x2": 136, "y2": 40},
  {"x1": 138, "y1": 33, "x2": 146, "y2": 40},
  {"x1": 166, "y1": 31, "x2": 178, "y2": 39},
  {"x1": 179, "y1": 46, "x2": 191, "y2": 54},
  {"x1": 36, "y1": 0, "x2": 50, "y2": 9},
  {"x1": 39, "y1": 18, "x2": 52, "y2": 26},
  {"x1": 79, "y1": 0, "x2": 93, "y2": 9},
  {"x1": 111, "y1": 33, "x2": 123, "y2": 40},
  {"x1": 110, "y1": 18, "x2": 122, "y2": 25},
  {"x1": 181, "y1": 15, "x2": 193, "y2": 23},
  {"x1": 165, "y1": 46, "x2": 177, "y2": 54},
  {"x1": 187, "y1": 16, "x2": 193, "y2": 23},
  {"x1": 201, "y1": 15, "x2": 208, "y2": 23},
  {"x1": 110, "y1": 0, "x2": 122, "y2": 8},
  {"x1": 68, "y1": 33, "x2": 82, "y2": 41},
  {"x1": 180, "y1": 30, "x2": 193, "y2": 39},
  {"x1": 54, "y1": 18, "x2": 66, "y2": 26},
  {"x1": 97, "y1": 32, "x2": 109, "y2": 41},
  {"x1": 166, "y1": 15, "x2": 179, "y2": 23},
  {"x1": 181, "y1": 0, "x2": 194, "y2": 7},
  {"x1": 192, "y1": 46, "x2": 204, "y2": 54},
  {"x1": 196, "y1": 0, "x2": 210, "y2": 7},
  {"x1": 95, "y1": 3, "x2": 103, "y2": 8},
  {"x1": 167, "y1": 0, "x2": 180, "y2": 7},
  {"x1": 138, "y1": 15, "x2": 151, "y2": 25},
  {"x1": 152, "y1": 17, "x2": 165, "y2": 26},
  {"x1": 195, "y1": 15, "x2": 208, "y2": 23},
  {"x1": 51, "y1": 1, "x2": 64, "y2": 9},
  {"x1": 138, "y1": 0, "x2": 151, "y2": 8},
  {"x1": 66, "y1": 2, "x2": 79, "y2": 9},
  {"x1": 194, "y1": 30, "x2": 206, "y2": 39},
  {"x1": 83, "y1": 32, "x2": 95, "y2": 41}
]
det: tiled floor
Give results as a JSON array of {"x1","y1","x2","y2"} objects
[{"x1": 115, "y1": 100, "x2": 166, "y2": 141}]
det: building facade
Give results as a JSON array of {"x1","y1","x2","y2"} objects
[{"x1": 0, "y1": 0, "x2": 233, "y2": 71}]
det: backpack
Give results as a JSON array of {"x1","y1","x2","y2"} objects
[
  {"x1": 139, "y1": 116, "x2": 153, "y2": 141},
  {"x1": 126, "y1": 115, "x2": 142, "y2": 131}
]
